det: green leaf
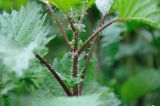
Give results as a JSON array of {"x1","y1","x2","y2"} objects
[
  {"x1": 0, "y1": 0, "x2": 28, "y2": 10},
  {"x1": 100, "y1": 23, "x2": 125, "y2": 66},
  {"x1": 116, "y1": 29, "x2": 155, "y2": 59},
  {"x1": 0, "y1": 2, "x2": 54, "y2": 76},
  {"x1": 53, "y1": 53, "x2": 72, "y2": 76},
  {"x1": 48, "y1": 0, "x2": 94, "y2": 12},
  {"x1": 114, "y1": 0, "x2": 160, "y2": 28},
  {"x1": 95, "y1": 0, "x2": 113, "y2": 15},
  {"x1": 121, "y1": 70, "x2": 160, "y2": 100},
  {"x1": 101, "y1": 23, "x2": 125, "y2": 47},
  {"x1": 53, "y1": 53, "x2": 89, "y2": 88},
  {"x1": 31, "y1": 87, "x2": 120, "y2": 106},
  {"x1": 31, "y1": 95, "x2": 101, "y2": 106}
]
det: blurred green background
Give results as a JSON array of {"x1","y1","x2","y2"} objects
[{"x1": 0, "y1": 0, "x2": 160, "y2": 106}]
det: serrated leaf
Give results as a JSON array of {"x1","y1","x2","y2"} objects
[
  {"x1": 121, "y1": 70, "x2": 160, "y2": 100},
  {"x1": 114, "y1": 0, "x2": 160, "y2": 28},
  {"x1": 53, "y1": 53, "x2": 73, "y2": 76},
  {"x1": 53, "y1": 53, "x2": 89, "y2": 88},
  {"x1": 0, "y1": 2, "x2": 54, "y2": 76}
]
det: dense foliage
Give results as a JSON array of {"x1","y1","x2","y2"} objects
[{"x1": 0, "y1": 0, "x2": 160, "y2": 106}]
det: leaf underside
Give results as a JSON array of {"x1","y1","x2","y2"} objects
[
  {"x1": 0, "y1": 2, "x2": 53, "y2": 75},
  {"x1": 114, "y1": 0, "x2": 160, "y2": 28}
]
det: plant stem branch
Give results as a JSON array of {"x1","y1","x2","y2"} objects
[
  {"x1": 79, "y1": 35, "x2": 98, "y2": 95},
  {"x1": 67, "y1": 16, "x2": 77, "y2": 35},
  {"x1": 72, "y1": 51, "x2": 79, "y2": 96},
  {"x1": 44, "y1": 1, "x2": 73, "y2": 52},
  {"x1": 35, "y1": 54, "x2": 73, "y2": 96},
  {"x1": 78, "y1": 18, "x2": 120, "y2": 55},
  {"x1": 66, "y1": 14, "x2": 79, "y2": 96},
  {"x1": 79, "y1": 15, "x2": 117, "y2": 95}
]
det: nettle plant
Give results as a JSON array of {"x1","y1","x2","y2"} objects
[{"x1": 0, "y1": 0, "x2": 160, "y2": 105}]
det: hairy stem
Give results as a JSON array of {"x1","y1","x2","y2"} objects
[
  {"x1": 35, "y1": 54, "x2": 73, "y2": 96},
  {"x1": 72, "y1": 33, "x2": 79, "y2": 79},
  {"x1": 72, "y1": 34, "x2": 79, "y2": 96},
  {"x1": 72, "y1": 51, "x2": 79, "y2": 96},
  {"x1": 78, "y1": 18, "x2": 120, "y2": 55},
  {"x1": 94, "y1": 14, "x2": 108, "y2": 73},
  {"x1": 79, "y1": 15, "x2": 116, "y2": 94},
  {"x1": 79, "y1": 35, "x2": 98, "y2": 95},
  {"x1": 72, "y1": 33, "x2": 79, "y2": 96},
  {"x1": 66, "y1": 14, "x2": 79, "y2": 96}
]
